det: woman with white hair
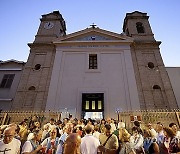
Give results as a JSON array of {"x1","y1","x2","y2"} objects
[{"x1": 21, "y1": 129, "x2": 43, "y2": 154}]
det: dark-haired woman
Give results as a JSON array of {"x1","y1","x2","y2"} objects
[{"x1": 160, "y1": 127, "x2": 180, "y2": 154}]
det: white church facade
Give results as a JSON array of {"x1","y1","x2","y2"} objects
[
  {"x1": 46, "y1": 27, "x2": 140, "y2": 119},
  {"x1": 1, "y1": 11, "x2": 179, "y2": 119}
]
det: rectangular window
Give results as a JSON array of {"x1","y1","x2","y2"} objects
[
  {"x1": 92, "y1": 101, "x2": 95, "y2": 110},
  {"x1": 85, "y1": 101, "x2": 89, "y2": 110},
  {"x1": 89, "y1": 54, "x2": 97, "y2": 69},
  {"x1": 98, "y1": 101, "x2": 102, "y2": 109},
  {"x1": 0, "y1": 74, "x2": 15, "y2": 88}
]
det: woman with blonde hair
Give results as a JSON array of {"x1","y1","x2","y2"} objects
[{"x1": 119, "y1": 128, "x2": 136, "y2": 154}]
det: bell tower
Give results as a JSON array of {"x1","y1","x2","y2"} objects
[
  {"x1": 123, "y1": 11, "x2": 155, "y2": 41},
  {"x1": 123, "y1": 11, "x2": 178, "y2": 110},
  {"x1": 35, "y1": 10, "x2": 66, "y2": 42},
  {"x1": 12, "y1": 11, "x2": 66, "y2": 110}
]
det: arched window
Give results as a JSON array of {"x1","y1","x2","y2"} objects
[
  {"x1": 28, "y1": 86, "x2": 36, "y2": 91},
  {"x1": 152, "y1": 84, "x2": 164, "y2": 108},
  {"x1": 136, "y1": 22, "x2": 145, "y2": 33},
  {"x1": 153, "y1": 85, "x2": 161, "y2": 90}
]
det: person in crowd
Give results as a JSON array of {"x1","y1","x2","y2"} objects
[
  {"x1": 75, "y1": 119, "x2": 85, "y2": 129},
  {"x1": 56, "y1": 122, "x2": 74, "y2": 154},
  {"x1": 99, "y1": 119, "x2": 106, "y2": 133},
  {"x1": 62, "y1": 118, "x2": 69, "y2": 127},
  {"x1": 130, "y1": 126, "x2": 144, "y2": 153},
  {"x1": 143, "y1": 129, "x2": 159, "y2": 154},
  {"x1": 41, "y1": 128, "x2": 59, "y2": 153},
  {"x1": 147, "y1": 122, "x2": 157, "y2": 138},
  {"x1": 93, "y1": 124, "x2": 101, "y2": 139},
  {"x1": 118, "y1": 121, "x2": 125, "y2": 130},
  {"x1": 21, "y1": 129, "x2": 43, "y2": 154},
  {"x1": 119, "y1": 128, "x2": 136, "y2": 154},
  {"x1": 8, "y1": 123, "x2": 21, "y2": 140},
  {"x1": 80, "y1": 124, "x2": 100, "y2": 154},
  {"x1": 28, "y1": 115, "x2": 39, "y2": 132},
  {"x1": 19, "y1": 120, "x2": 28, "y2": 145},
  {"x1": 133, "y1": 120, "x2": 143, "y2": 135},
  {"x1": 87, "y1": 118, "x2": 94, "y2": 130},
  {"x1": 159, "y1": 127, "x2": 180, "y2": 154},
  {"x1": 68, "y1": 114, "x2": 73, "y2": 122},
  {"x1": 111, "y1": 119, "x2": 117, "y2": 133},
  {"x1": 107, "y1": 118, "x2": 116, "y2": 133},
  {"x1": 63, "y1": 133, "x2": 81, "y2": 154},
  {"x1": 0, "y1": 127, "x2": 21, "y2": 154},
  {"x1": 169, "y1": 122, "x2": 180, "y2": 140},
  {"x1": 27, "y1": 121, "x2": 41, "y2": 141},
  {"x1": 56, "y1": 120, "x2": 63, "y2": 138},
  {"x1": 155, "y1": 122, "x2": 165, "y2": 144},
  {"x1": 98, "y1": 123, "x2": 119, "y2": 154},
  {"x1": 41, "y1": 124, "x2": 50, "y2": 141},
  {"x1": 76, "y1": 126, "x2": 84, "y2": 137},
  {"x1": 34, "y1": 121, "x2": 41, "y2": 129},
  {"x1": 113, "y1": 121, "x2": 125, "y2": 139},
  {"x1": 44, "y1": 118, "x2": 56, "y2": 132}
]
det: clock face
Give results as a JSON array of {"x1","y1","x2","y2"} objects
[{"x1": 44, "y1": 22, "x2": 54, "y2": 29}]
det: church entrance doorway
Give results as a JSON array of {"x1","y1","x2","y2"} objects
[{"x1": 82, "y1": 93, "x2": 104, "y2": 119}]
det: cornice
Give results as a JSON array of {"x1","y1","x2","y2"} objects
[{"x1": 28, "y1": 42, "x2": 55, "y2": 48}]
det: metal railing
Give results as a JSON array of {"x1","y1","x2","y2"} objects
[{"x1": 1, "y1": 109, "x2": 180, "y2": 131}]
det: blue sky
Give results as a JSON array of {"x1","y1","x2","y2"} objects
[{"x1": 0, "y1": 0, "x2": 180, "y2": 66}]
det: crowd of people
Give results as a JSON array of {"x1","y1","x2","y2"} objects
[{"x1": 1, "y1": 115, "x2": 180, "y2": 154}]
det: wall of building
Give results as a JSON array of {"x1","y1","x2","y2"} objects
[
  {"x1": 166, "y1": 67, "x2": 180, "y2": 108},
  {"x1": 0, "y1": 61, "x2": 24, "y2": 111},
  {"x1": 46, "y1": 45, "x2": 140, "y2": 119}
]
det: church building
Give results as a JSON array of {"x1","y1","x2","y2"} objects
[{"x1": 1, "y1": 11, "x2": 179, "y2": 119}]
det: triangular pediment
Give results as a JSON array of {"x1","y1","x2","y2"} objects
[{"x1": 54, "y1": 27, "x2": 133, "y2": 43}]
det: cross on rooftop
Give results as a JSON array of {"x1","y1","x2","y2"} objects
[{"x1": 90, "y1": 23, "x2": 97, "y2": 28}]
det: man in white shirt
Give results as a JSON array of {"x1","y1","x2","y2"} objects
[
  {"x1": 44, "y1": 118, "x2": 56, "y2": 132},
  {"x1": 81, "y1": 124, "x2": 100, "y2": 154},
  {"x1": 0, "y1": 127, "x2": 21, "y2": 154},
  {"x1": 130, "y1": 126, "x2": 144, "y2": 151}
]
